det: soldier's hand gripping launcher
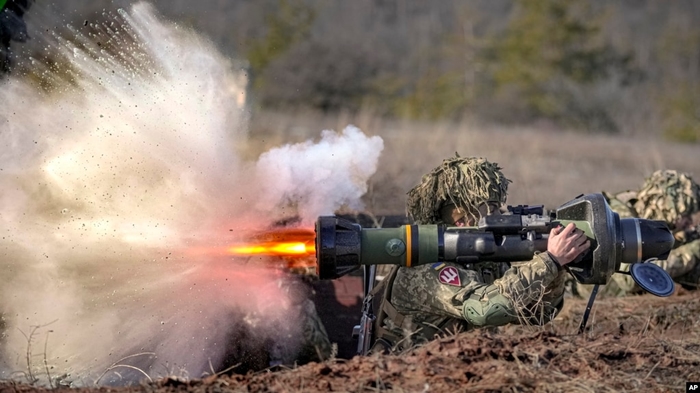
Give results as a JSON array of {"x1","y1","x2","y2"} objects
[{"x1": 316, "y1": 193, "x2": 675, "y2": 287}]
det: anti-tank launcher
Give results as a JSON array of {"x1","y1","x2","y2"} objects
[{"x1": 316, "y1": 193, "x2": 675, "y2": 295}]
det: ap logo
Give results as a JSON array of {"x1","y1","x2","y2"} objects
[{"x1": 687, "y1": 382, "x2": 700, "y2": 392}]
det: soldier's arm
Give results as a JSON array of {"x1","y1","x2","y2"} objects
[
  {"x1": 390, "y1": 255, "x2": 562, "y2": 327},
  {"x1": 463, "y1": 222, "x2": 590, "y2": 327},
  {"x1": 391, "y1": 224, "x2": 586, "y2": 328},
  {"x1": 654, "y1": 239, "x2": 700, "y2": 280},
  {"x1": 462, "y1": 253, "x2": 564, "y2": 327}
]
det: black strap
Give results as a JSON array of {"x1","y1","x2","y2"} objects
[
  {"x1": 578, "y1": 284, "x2": 599, "y2": 334},
  {"x1": 371, "y1": 266, "x2": 404, "y2": 351}
]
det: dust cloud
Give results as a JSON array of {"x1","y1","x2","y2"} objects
[{"x1": 0, "y1": 2, "x2": 382, "y2": 386}]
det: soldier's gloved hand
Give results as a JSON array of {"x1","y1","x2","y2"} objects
[{"x1": 547, "y1": 223, "x2": 591, "y2": 266}]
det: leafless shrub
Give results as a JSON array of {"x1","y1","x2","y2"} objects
[{"x1": 14, "y1": 320, "x2": 57, "y2": 387}]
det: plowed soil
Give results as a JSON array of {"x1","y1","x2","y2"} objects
[{"x1": 3, "y1": 287, "x2": 700, "y2": 393}]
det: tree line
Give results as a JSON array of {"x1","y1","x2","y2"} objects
[{"x1": 23, "y1": 0, "x2": 700, "y2": 141}]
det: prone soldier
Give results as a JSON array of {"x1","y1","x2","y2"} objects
[
  {"x1": 369, "y1": 155, "x2": 591, "y2": 353},
  {"x1": 572, "y1": 169, "x2": 700, "y2": 297}
]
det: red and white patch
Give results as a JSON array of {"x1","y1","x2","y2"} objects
[{"x1": 438, "y1": 266, "x2": 461, "y2": 287}]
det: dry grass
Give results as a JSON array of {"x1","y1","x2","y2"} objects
[
  {"x1": 4, "y1": 284, "x2": 699, "y2": 392},
  {"x1": 218, "y1": 292, "x2": 700, "y2": 392},
  {"x1": 244, "y1": 109, "x2": 700, "y2": 214}
]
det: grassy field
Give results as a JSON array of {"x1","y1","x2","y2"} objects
[{"x1": 244, "y1": 110, "x2": 700, "y2": 215}]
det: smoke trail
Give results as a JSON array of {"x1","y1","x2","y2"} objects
[{"x1": 0, "y1": 2, "x2": 383, "y2": 386}]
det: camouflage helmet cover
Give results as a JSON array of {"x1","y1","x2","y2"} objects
[
  {"x1": 406, "y1": 155, "x2": 511, "y2": 224},
  {"x1": 633, "y1": 170, "x2": 700, "y2": 226}
]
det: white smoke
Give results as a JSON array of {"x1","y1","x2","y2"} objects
[
  {"x1": 0, "y1": 2, "x2": 383, "y2": 387},
  {"x1": 255, "y1": 126, "x2": 384, "y2": 226}
]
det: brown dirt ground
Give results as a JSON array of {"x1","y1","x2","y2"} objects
[{"x1": 3, "y1": 288, "x2": 700, "y2": 393}]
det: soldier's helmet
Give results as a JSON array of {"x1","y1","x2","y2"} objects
[
  {"x1": 406, "y1": 155, "x2": 511, "y2": 224},
  {"x1": 633, "y1": 170, "x2": 700, "y2": 228}
]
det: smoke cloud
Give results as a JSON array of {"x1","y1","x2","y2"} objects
[
  {"x1": 255, "y1": 126, "x2": 384, "y2": 226},
  {"x1": 0, "y1": 2, "x2": 383, "y2": 386}
]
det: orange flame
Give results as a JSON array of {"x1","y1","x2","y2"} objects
[
  {"x1": 227, "y1": 228, "x2": 317, "y2": 268},
  {"x1": 228, "y1": 242, "x2": 315, "y2": 256}
]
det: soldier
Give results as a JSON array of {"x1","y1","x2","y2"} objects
[
  {"x1": 219, "y1": 259, "x2": 333, "y2": 372},
  {"x1": 268, "y1": 268, "x2": 334, "y2": 366},
  {"x1": 370, "y1": 156, "x2": 591, "y2": 353},
  {"x1": 572, "y1": 169, "x2": 700, "y2": 297},
  {"x1": 0, "y1": 0, "x2": 33, "y2": 77}
]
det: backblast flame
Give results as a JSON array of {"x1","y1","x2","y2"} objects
[
  {"x1": 228, "y1": 242, "x2": 315, "y2": 256},
  {"x1": 228, "y1": 228, "x2": 317, "y2": 268}
]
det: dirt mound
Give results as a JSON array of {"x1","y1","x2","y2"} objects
[{"x1": 3, "y1": 290, "x2": 700, "y2": 392}]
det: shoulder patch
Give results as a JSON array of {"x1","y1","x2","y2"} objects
[{"x1": 437, "y1": 266, "x2": 461, "y2": 287}]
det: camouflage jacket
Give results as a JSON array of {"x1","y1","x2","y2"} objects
[{"x1": 373, "y1": 253, "x2": 566, "y2": 353}]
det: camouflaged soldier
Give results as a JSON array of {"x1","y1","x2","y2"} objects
[
  {"x1": 370, "y1": 156, "x2": 591, "y2": 353},
  {"x1": 572, "y1": 170, "x2": 700, "y2": 297},
  {"x1": 268, "y1": 272, "x2": 334, "y2": 366},
  {"x1": 221, "y1": 269, "x2": 332, "y2": 371},
  {"x1": 0, "y1": 0, "x2": 33, "y2": 76},
  {"x1": 270, "y1": 254, "x2": 333, "y2": 365}
]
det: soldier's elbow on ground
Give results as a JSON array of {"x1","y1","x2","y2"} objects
[{"x1": 462, "y1": 293, "x2": 518, "y2": 327}]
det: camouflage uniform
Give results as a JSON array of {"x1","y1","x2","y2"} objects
[
  {"x1": 267, "y1": 279, "x2": 333, "y2": 366},
  {"x1": 272, "y1": 257, "x2": 333, "y2": 365},
  {"x1": 220, "y1": 272, "x2": 332, "y2": 372},
  {"x1": 572, "y1": 170, "x2": 700, "y2": 298},
  {"x1": 372, "y1": 156, "x2": 567, "y2": 353}
]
